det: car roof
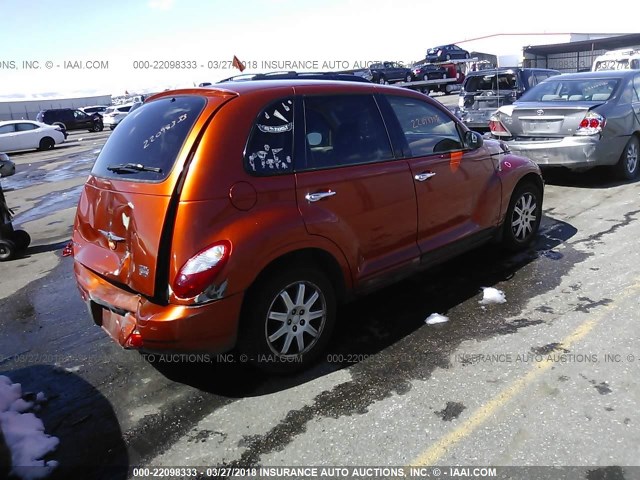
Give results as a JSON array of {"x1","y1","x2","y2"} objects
[
  {"x1": 217, "y1": 71, "x2": 370, "y2": 83},
  {"x1": 147, "y1": 80, "x2": 429, "y2": 102},
  {"x1": 466, "y1": 67, "x2": 558, "y2": 77},
  {"x1": 547, "y1": 70, "x2": 638, "y2": 80},
  {"x1": 0, "y1": 120, "x2": 40, "y2": 125}
]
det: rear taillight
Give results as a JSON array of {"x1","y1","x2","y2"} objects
[
  {"x1": 172, "y1": 241, "x2": 231, "y2": 299},
  {"x1": 125, "y1": 330, "x2": 143, "y2": 349},
  {"x1": 489, "y1": 114, "x2": 512, "y2": 136},
  {"x1": 576, "y1": 112, "x2": 606, "y2": 136}
]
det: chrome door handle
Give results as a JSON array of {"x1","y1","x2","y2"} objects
[
  {"x1": 305, "y1": 190, "x2": 337, "y2": 202},
  {"x1": 414, "y1": 172, "x2": 436, "y2": 182}
]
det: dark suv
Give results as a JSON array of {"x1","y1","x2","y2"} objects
[
  {"x1": 367, "y1": 62, "x2": 413, "y2": 84},
  {"x1": 36, "y1": 108, "x2": 104, "y2": 133},
  {"x1": 72, "y1": 80, "x2": 544, "y2": 373},
  {"x1": 455, "y1": 67, "x2": 560, "y2": 130}
]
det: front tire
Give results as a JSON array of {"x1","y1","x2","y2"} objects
[
  {"x1": 502, "y1": 182, "x2": 543, "y2": 250},
  {"x1": 378, "y1": 76, "x2": 387, "y2": 85},
  {"x1": 405, "y1": 74, "x2": 412, "y2": 83},
  {"x1": 239, "y1": 268, "x2": 336, "y2": 374},
  {"x1": 614, "y1": 136, "x2": 639, "y2": 180}
]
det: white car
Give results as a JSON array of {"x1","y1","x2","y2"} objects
[
  {"x1": 0, "y1": 120, "x2": 66, "y2": 152},
  {"x1": 102, "y1": 103, "x2": 139, "y2": 130},
  {"x1": 79, "y1": 105, "x2": 110, "y2": 116}
]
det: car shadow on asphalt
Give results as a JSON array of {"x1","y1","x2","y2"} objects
[
  {"x1": 149, "y1": 215, "x2": 579, "y2": 398},
  {"x1": 542, "y1": 166, "x2": 638, "y2": 188},
  {"x1": 1, "y1": 364, "x2": 128, "y2": 480},
  {"x1": 23, "y1": 240, "x2": 70, "y2": 256}
]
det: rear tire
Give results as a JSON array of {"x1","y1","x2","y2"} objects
[
  {"x1": 502, "y1": 182, "x2": 543, "y2": 250},
  {"x1": 38, "y1": 137, "x2": 55, "y2": 151},
  {"x1": 614, "y1": 136, "x2": 639, "y2": 180},
  {"x1": 405, "y1": 74, "x2": 412, "y2": 83},
  {"x1": 378, "y1": 76, "x2": 387, "y2": 85},
  {"x1": 239, "y1": 268, "x2": 336, "y2": 374},
  {"x1": 0, "y1": 239, "x2": 17, "y2": 261}
]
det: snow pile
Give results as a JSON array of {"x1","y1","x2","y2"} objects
[
  {"x1": 479, "y1": 287, "x2": 507, "y2": 305},
  {"x1": 425, "y1": 313, "x2": 449, "y2": 325},
  {"x1": 0, "y1": 375, "x2": 59, "y2": 480}
]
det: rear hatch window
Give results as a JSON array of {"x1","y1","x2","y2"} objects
[
  {"x1": 91, "y1": 95, "x2": 206, "y2": 182},
  {"x1": 462, "y1": 73, "x2": 518, "y2": 110},
  {"x1": 464, "y1": 73, "x2": 517, "y2": 93}
]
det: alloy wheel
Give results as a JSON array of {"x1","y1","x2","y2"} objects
[
  {"x1": 264, "y1": 281, "x2": 327, "y2": 357},
  {"x1": 511, "y1": 192, "x2": 537, "y2": 242},
  {"x1": 625, "y1": 141, "x2": 638, "y2": 175}
]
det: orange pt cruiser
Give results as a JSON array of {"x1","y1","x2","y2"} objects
[{"x1": 72, "y1": 79, "x2": 544, "y2": 372}]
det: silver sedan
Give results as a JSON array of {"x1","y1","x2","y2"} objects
[{"x1": 489, "y1": 70, "x2": 640, "y2": 179}]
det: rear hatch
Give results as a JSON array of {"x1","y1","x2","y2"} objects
[
  {"x1": 460, "y1": 72, "x2": 519, "y2": 113},
  {"x1": 72, "y1": 93, "x2": 233, "y2": 298},
  {"x1": 503, "y1": 102, "x2": 598, "y2": 137}
]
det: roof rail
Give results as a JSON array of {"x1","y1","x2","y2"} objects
[{"x1": 215, "y1": 71, "x2": 370, "y2": 84}]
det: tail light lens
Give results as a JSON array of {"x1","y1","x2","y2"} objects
[
  {"x1": 576, "y1": 112, "x2": 606, "y2": 136},
  {"x1": 489, "y1": 114, "x2": 512, "y2": 137},
  {"x1": 125, "y1": 330, "x2": 143, "y2": 349},
  {"x1": 172, "y1": 241, "x2": 231, "y2": 299}
]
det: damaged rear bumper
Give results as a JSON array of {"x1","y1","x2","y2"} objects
[{"x1": 74, "y1": 261, "x2": 243, "y2": 353}]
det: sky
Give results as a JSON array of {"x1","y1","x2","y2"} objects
[{"x1": 0, "y1": 0, "x2": 638, "y2": 98}]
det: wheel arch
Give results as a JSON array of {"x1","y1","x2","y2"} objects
[
  {"x1": 246, "y1": 247, "x2": 348, "y2": 304},
  {"x1": 516, "y1": 171, "x2": 544, "y2": 195}
]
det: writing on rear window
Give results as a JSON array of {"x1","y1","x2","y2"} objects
[{"x1": 143, "y1": 113, "x2": 188, "y2": 149}]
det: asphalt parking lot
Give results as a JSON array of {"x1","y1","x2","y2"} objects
[{"x1": 2, "y1": 101, "x2": 640, "y2": 479}]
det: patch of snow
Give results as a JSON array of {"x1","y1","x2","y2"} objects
[
  {"x1": 64, "y1": 366, "x2": 81, "y2": 373},
  {"x1": 425, "y1": 313, "x2": 449, "y2": 325},
  {"x1": 0, "y1": 375, "x2": 59, "y2": 480},
  {"x1": 479, "y1": 287, "x2": 506, "y2": 305}
]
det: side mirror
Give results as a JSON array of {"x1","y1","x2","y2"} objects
[{"x1": 464, "y1": 130, "x2": 483, "y2": 150}]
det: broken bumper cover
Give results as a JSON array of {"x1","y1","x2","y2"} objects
[
  {"x1": 74, "y1": 261, "x2": 242, "y2": 353},
  {"x1": 501, "y1": 135, "x2": 619, "y2": 170}
]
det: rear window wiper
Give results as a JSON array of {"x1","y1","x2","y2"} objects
[{"x1": 106, "y1": 163, "x2": 162, "y2": 174}]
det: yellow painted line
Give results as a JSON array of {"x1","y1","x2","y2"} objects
[{"x1": 411, "y1": 280, "x2": 640, "y2": 467}]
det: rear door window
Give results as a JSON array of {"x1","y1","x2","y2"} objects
[
  {"x1": 301, "y1": 94, "x2": 393, "y2": 170},
  {"x1": 15, "y1": 123, "x2": 37, "y2": 131},
  {"x1": 92, "y1": 95, "x2": 206, "y2": 181}
]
